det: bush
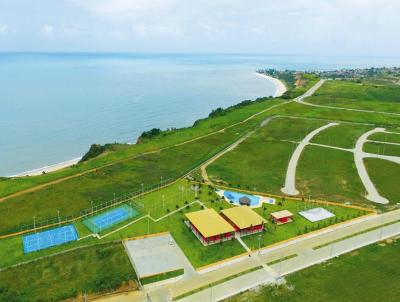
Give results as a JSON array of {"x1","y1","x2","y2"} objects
[
  {"x1": 140, "y1": 128, "x2": 162, "y2": 139},
  {"x1": 80, "y1": 143, "x2": 116, "y2": 162}
]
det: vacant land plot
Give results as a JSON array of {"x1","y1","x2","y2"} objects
[
  {"x1": 311, "y1": 123, "x2": 374, "y2": 149},
  {"x1": 207, "y1": 140, "x2": 295, "y2": 194},
  {"x1": 296, "y1": 146, "x2": 367, "y2": 204},
  {"x1": 225, "y1": 240, "x2": 400, "y2": 302},
  {"x1": 368, "y1": 132, "x2": 400, "y2": 144},
  {"x1": 363, "y1": 142, "x2": 400, "y2": 157},
  {"x1": 365, "y1": 158, "x2": 400, "y2": 203},
  {"x1": 307, "y1": 80, "x2": 400, "y2": 113},
  {"x1": 252, "y1": 117, "x2": 327, "y2": 142},
  {"x1": 207, "y1": 117, "x2": 328, "y2": 194},
  {"x1": 0, "y1": 242, "x2": 137, "y2": 302}
]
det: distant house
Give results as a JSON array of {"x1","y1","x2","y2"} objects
[
  {"x1": 270, "y1": 210, "x2": 294, "y2": 225},
  {"x1": 221, "y1": 206, "x2": 266, "y2": 237},
  {"x1": 239, "y1": 196, "x2": 251, "y2": 206},
  {"x1": 184, "y1": 209, "x2": 235, "y2": 246}
]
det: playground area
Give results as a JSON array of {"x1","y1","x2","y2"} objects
[{"x1": 23, "y1": 225, "x2": 78, "y2": 254}]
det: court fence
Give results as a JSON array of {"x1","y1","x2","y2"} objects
[{"x1": 10, "y1": 178, "x2": 174, "y2": 237}]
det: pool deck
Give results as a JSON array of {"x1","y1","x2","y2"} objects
[{"x1": 216, "y1": 189, "x2": 275, "y2": 208}]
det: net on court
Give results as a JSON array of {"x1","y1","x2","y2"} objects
[
  {"x1": 23, "y1": 224, "x2": 78, "y2": 254},
  {"x1": 83, "y1": 204, "x2": 139, "y2": 233}
]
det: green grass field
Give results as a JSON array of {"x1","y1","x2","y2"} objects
[
  {"x1": 307, "y1": 80, "x2": 400, "y2": 113},
  {"x1": 225, "y1": 240, "x2": 400, "y2": 302},
  {"x1": 0, "y1": 242, "x2": 137, "y2": 302},
  {"x1": 365, "y1": 158, "x2": 400, "y2": 203},
  {"x1": 363, "y1": 142, "x2": 400, "y2": 157},
  {"x1": 296, "y1": 145, "x2": 367, "y2": 204},
  {"x1": 368, "y1": 132, "x2": 400, "y2": 144},
  {"x1": 311, "y1": 123, "x2": 373, "y2": 149},
  {"x1": 207, "y1": 117, "x2": 329, "y2": 194}
]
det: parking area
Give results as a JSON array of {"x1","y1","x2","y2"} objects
[{"x1": 124, "y1": 233, "x2": 195, "y2": 279}]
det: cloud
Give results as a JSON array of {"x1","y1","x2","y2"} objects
[
  {"x1": 0, "y1": 24, "x2": 8, "y2": 35},
  {"x1": 39, "y1": 24, "x2": 54, "y2": 38}
]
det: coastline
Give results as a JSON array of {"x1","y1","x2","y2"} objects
[
  {"x1": 255, "y1": 72, "x2": 287, "y2": 97},
  {"x1": 10, "y1": 73, "x2": 283, "y2": 178},
  {"x1": 10, "y1": 157, "x2": 82, "y2": 177}
]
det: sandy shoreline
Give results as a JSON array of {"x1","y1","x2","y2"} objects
[
  {"x1": 255, "y1": 72, "x2": 287, "y2": 97},
  {"x1": 10, "y1": 157, "x2": 82, "y2": 177}
]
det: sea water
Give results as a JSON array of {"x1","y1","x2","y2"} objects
[{"x1": 1, "y1": 53, "x2": 399, "y2": 176}]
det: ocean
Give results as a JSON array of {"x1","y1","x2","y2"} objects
[{"x1": 1, "y1": 53, "x2": 399, "y2": 176}]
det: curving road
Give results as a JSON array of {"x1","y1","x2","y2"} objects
[{"x1": 281, "y1": 122, "x2": 339, "y2": 196}]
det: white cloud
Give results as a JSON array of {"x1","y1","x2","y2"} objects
[
  {"x1": 0, "y1": 24, "x2": 8, "y2": 35},
  {"x1": 39, "y1": 24, "x2": 54, "y2": 38}
]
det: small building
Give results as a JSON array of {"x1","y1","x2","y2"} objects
[
  {"x1": 270, "y1": 210, "x2": 294, "y2": 225},
  {"x1": 221, "y1": 206, "x2": 266, "y2": 237},
  {"x1": 185, "y1": 209, "x2": 235, "y2": 246},
  {"x1": 239, "y1": 196, "x2": 251, "y2": 206}
]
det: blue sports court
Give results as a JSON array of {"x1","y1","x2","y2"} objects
[
  {"x1": 83, "y1": 204, "x2": 138, "y2": 233},
  {"x1": 23, "y1": 224, "x2": 78, "y2": 254}
]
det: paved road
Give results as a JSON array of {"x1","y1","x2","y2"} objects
[
  {"x1": 354, "y1": 128, "x2": 389, "y2": 204},
  {"x1": 178, "y1": 214, "x2": 400, "y2": 302},
  {"x1": 281, "y1": 122, "x2": 339, "y2": 196}
]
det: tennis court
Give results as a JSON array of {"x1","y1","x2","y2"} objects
[
  {"x1": 83, "y1": 204, "x2": 139, "y2": 233},
  {"x1": 23, "y1": 224, "x2": 78, "y2": 254}
]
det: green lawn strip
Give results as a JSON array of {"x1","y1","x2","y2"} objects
[
  {"x1": 311, "y1": 123, "x2": 374, "y2": 149},
  {"x1": 307, "y1": 80, "x2": 400, "y2": 113},
  {"x1": 313, "y1": 219, "x2": 400, "y2": 250},
  {"x1": 140, "y1": 268, "x2": 184, "y2": 285},
  {"x1": 369, "y1": 132, "x2": 400, "y2": 144},
  {"x1": 365, "y1": 158, "x2": 400, "y2": 203},
  {"x1": 225, "y1": 240, "x2": 400, "y2": 302},
  {"x1": 297, "y1": 145, "x2": 368, "y2": 205},
  {"x1": 207, "y1": 140, "x2": 296, "y2": 194},
  {"x1": 173, "y1": 265, "x2": 263, "y2": 301},
  {"x1": 242, "y1": 198, "x2": 366, "y2": 250},
  {"x1": 266, "y1": 254, "x2": 297, "y2": 266},
  {"x1": 0, "y1": 242, "x2": 137, "y2": 302},
  {"x1": 363, "y1": 141, "x2": 400, "y2": 157},
  {"x1": 0, "y1": 98, "x2": 283, "y2": 198}
]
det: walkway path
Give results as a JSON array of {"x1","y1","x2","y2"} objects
[
  {"x1": 281, "y1": 122, "x2": 339, "y2": 196},
  {"x1": 296, "y1": 79, "x2": 400, "y2": 116},
  {"x1": 354, "y1": 128, "x2": 391, "y2": 204}
]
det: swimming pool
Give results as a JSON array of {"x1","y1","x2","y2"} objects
[
  {"x1": 218, "y1": 190, "x2": 276, "y2": 207},
  {"x1": 223, "y1": 190, "x2": 260, "y2": 206}
]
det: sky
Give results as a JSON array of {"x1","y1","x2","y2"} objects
[{"x1": 0, "y1": 0, "x2": 399, "y2": 55}]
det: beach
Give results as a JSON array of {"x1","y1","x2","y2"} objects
[
  {"x1": 11, "y1": 157, "x2": 82, "y2": 177},
  {"x1": 255, "y1": 72, "x2": 287, "y2": 97}
]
